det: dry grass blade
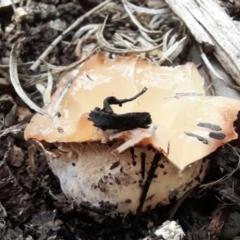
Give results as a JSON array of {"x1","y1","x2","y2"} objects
[
  {"x1": 72, "y1": 24, "x2": 101, "y2": 41},
  {"x1": 0, "y1": 62, "x2": 34, "y2": 70},
  {"x1": 139, "y1": 30, "x2": 163, "y2": 43},
  {"x1": 36, "y1": 70, "x2": 53, "y2": 105},
  {"x1": 10, "y1": 0, "x2": 16, "y2": 12},
  {"x1": 0, "y1": 122, "x2": 27, "y2": 138},
  {"x1": 9, "y1": 44, "x2": 47, "y2": 115},
  {"x1": 29, "y1": 0, "x2": 111, "y2": 72},
  {"x1": 121, "y1": 0, "x2": 162, "y2": 34},
  {"x1": 159, "y1": 36, "x2": 187, "y2": 64},
  {"x1": 200, "y1": 46, "x2": 240, "y2": 92},
  {"x1": 127, "y1": 1, "x2": 171, "y2": 15},
  {"x1": 200, "y1": 46, "x2": 226, "y2": 83},
  {"x1": 49, "y1": 78, "x2": 74, "y2": 116},
  {"x1": 19, "y1": 73, "x2": 48, "y2": 88},
  {"x1": 45, "y1": 70, "x2": 53, "y2": 104},
  {"x1": 45, "y1": 76, "x2": 76, "y2": 133},
  {"x1": 162, "y1": 29, "x2": 174, "y2": 52},
  {"x1": 97, "y1": 17, "x2": 162, "y2": 53}
]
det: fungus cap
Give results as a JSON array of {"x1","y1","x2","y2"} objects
[
  {"x1": 24, "y1": 54, "x2": 240, "y2": 213},
  {"x1": 25, "y1": 54, "x2": 240, "y2": 169}
]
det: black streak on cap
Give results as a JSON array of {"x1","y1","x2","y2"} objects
[
  {"x1": 197, "y1": 122, "x2": 222, "y2": 131},
  {"x1": 209, "y1": 132, "x2": 226, "y2": 140}
]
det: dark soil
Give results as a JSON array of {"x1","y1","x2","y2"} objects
[{"x1": 1, "y1": 1, "x2": 240, "y2": 239}]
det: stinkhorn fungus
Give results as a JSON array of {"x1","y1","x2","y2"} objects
[{"x1": 24, "y1": 54, "x2": 240, "y2": 214}]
